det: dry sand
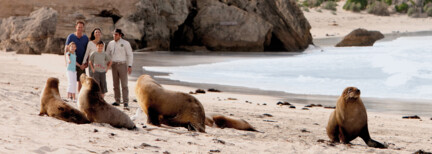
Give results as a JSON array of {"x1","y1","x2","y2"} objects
[
  {"x1": 1, "y1": 50, "x2": 431, "y2": 153},
  {"x1": 303, "y1": 1, "x2": 432, "y2": 46}
]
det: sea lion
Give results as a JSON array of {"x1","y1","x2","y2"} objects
[
  {"x1": 206, "y1": 114, "x2": 257, "y2": 131},
  {"x1": 78, "y1": 74, "x2": 136, "y2": 129},
  {"x1": 39, "y1": 77, "x2": 90, "y2": 124},
  {"x1": 326, "y1": 87, "x2": 386, "y2": 148},
  {"x1": 135, "y1": 74, "x2": 206, "y2": 132}
]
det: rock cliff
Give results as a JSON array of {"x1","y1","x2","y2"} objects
[
  {"x1": 0, "y1": 0, "x2": 312, "y2": 53},
  {"x1": 0, "y1": 7, "x2": 57, "y2": 54}
]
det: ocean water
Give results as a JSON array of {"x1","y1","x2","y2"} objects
[{"x1": 144, "y1": 36, "x2": 432, "y2": 100}]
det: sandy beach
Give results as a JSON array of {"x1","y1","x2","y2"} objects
[
  {"x1": 1, "y1": 3, "x2": 432, "y2": 153},
  {"x1": 1, "y1": 49, "x2": 432, "y2": 153}
]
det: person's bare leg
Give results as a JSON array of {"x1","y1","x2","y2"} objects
[{"x1": 68, "y1": 93, "x2": 72, "y2": 100}]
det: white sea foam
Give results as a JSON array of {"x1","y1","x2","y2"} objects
[{"x1": 144, "y1": 36, "x2": 432, "y2": 100}]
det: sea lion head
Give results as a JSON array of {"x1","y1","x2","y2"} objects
[
  {"x1": 342, "y1": 87, "x2": 361, "y2": 101},
  {"x1": 79, "y1": 74, "x2": 87, "y2": 84},
  {"x1": 137, "y1": 74, "x2": 162, "y2": 87},
  {"x1": 46, "y1": 77, "x2": 59, "y2": 89},
  {"x1": 80, "y1": 74, "x2": 101, "y2": 92}
]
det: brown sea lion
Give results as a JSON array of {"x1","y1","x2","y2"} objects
[
  {"x1": 206, "y1": 114, "x2": 257, "y2": 132},
  {"x1": 326, "y1": 87, "x2": 386, "y2": 148},
  {"x1": 39, "y1": 77, "x2": 90, "y2": 124},
  {"x1": 78, "y1": 74, "x2": 136, "y2": 129},
  {"x1": 135, "y1": 74, "x2": 206, "y2": 132}
]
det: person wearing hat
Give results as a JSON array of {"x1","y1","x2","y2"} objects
[{"x1": 106, "y1": 29, "x2": 133, "y2": 109}]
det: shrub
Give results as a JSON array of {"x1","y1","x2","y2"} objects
[
  {"x1": 322, "y1": 1, "x2": 338, "y2": 11},
  {"x1": 395, "y1": 2, "x2": 409, "y2": 13},
  {"x1": 409, "y1": 0, "x2": 416, "y2": 6},
  {"x1": 407, "y1": 7, "x2": 416, "y2": 16},
  {"x1": 426, "y1": 7, "x2": 432, "y2": 16},
  {"x1": 304, "y1": 7, "x2": 310, "y2": 12},
  {"x1": 303, "y1": 0, "x2": 325, "y2": 7},
  {"x1": 346, "y1": 2, "x2": 363, "y2": 12},
  {"x1": 424, "y1": 2, "x2": 432, "y2": 11},
  {"x1": 384, "y1": 0, "x2": 392, "y2": 5},
  {"x1": 343, "y1": 0, "x2": 367, "y2": 11},
  {"x1": 302, "y1": 1, "x2": 310, "y2": 7},
  {"x1": 367, "y1": 1, "x2": 390, "y2": 16}
]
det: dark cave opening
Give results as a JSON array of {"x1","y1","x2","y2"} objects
[
  {"x1": 170, "y1": 1, "x2": 202, "y2": 51},
  {"x1": 264, "y1": 33, "x2": 286, "y2": 51},
  {"x1": 96, "y1": 9, "x2": 122, "y2": 24}
]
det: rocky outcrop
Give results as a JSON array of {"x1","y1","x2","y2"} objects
[
  {"x1": 0, "y1": 7, "x2": 58, "y2": 54},
  {"x1": 193, "y1": 0, "x2": 272, "y2": 51},
  {"x1": 118, "y1": 0, "x2": 191, "y2": 50},
  {"x1": 0, "y1": 0, "x2": 313, "y2": 52},
  {"x1": 336, "y1": 28, "x2": 384, "y2": 47},
  {"x1": 257, "y1": 0, "x2": 313, "y2": 51},
  {"x1": 218, "y1": 0, "x2": 313, "y2": 51},
  {"x1": 86, "y1": 17, "x2": 115, "y2": 41},
  {"x1": 120, "y1": 0, "x2": 312, "y2": 51},
  {"x1": 0, "y1": 0, "x2": 139, "y2": 39}
]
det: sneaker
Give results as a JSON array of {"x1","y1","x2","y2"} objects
[
  {"x1": 72, "y1": 100, "x2": 77, "y2": 103},
  {"x1": 123, "y1": 103, "x2": 129, "y2": 110},
  {"x1": 112, "y1": 102, "x2": 120, "y2": 106}
]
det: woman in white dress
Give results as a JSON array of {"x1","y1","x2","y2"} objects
[{"x1": 83, "y1": 27, "x2": 105, "y2": 77}]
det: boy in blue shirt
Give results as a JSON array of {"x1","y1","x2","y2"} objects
[{"x1": 89, "y1": 41, "x2": 112, "y2": 98}]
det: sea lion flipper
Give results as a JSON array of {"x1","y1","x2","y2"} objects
[
  {"x1": 358, "y1": 124, "x2": 372, "y2": 141},
  {"x1": 326, "y1": 112, "x2": 340, "y2": 142},
  {"x1": 147, "y1": 108, "x2": 160, "y2": 126},
  {"x1": 366, "y1": 139, "x2": 387, "y2": 149},
  {"x1": 338, "y1": 126, "x2": 349, "y2": 143},
  {"x1": 359, "y1": 125, "x2": 387, "y2": 148},
  {"x1": 188, "y1": 123, "x2": 205, "y2": 133},
  {"x1": 246, "y1": 127, "x2": 258, "y2": 132}
]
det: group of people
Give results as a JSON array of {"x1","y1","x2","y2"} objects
[{"x1": 64, "y1": 21, "x2": 134, "y2": 109}]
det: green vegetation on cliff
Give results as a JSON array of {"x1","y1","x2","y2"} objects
[
  {"x1": 367, "y1": 1, "x2": 390, "y2": 16},
  {"x1": 395, "y1": 2, "x2": 409, "y2": 13},
  {"x1": 425, "y1": 3, "x2": 432, "y2": 16},
  {"x1": 343, "y1": 0, "x2": 367, "y2": 11}
]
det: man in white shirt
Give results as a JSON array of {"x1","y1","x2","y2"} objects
[{"x1": 106, "y1": 29, "x2": 133, "y2": 109}]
